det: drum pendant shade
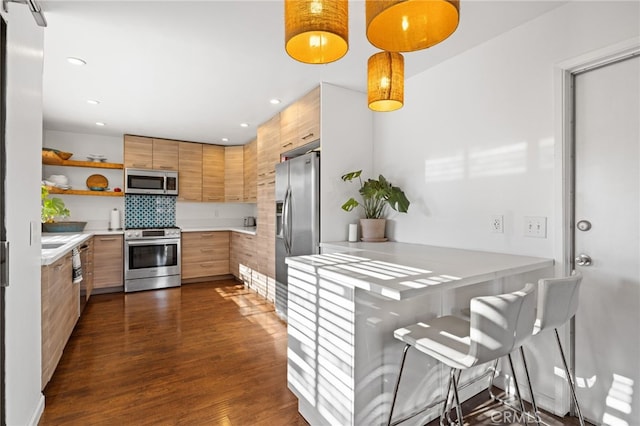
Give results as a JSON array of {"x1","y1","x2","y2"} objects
[
  {"x1": 368, "y1": 52, "x2": 404, "y2": 112},
  {"x1": 366, "y1": 0, "x2": 460, "y2": 52},
  {"x1": 285, "y1": 0, "x2": 349, "y2": 64}
]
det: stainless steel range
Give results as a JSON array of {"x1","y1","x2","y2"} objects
[{"x1": 124, "y1": 227, "x2": 181, "y2": 293}]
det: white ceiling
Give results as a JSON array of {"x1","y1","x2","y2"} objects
[{"x1": 40, "y1": 0, "x2": 568, "y2": 146}]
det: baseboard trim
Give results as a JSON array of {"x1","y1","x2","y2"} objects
[{"x1": 28, "y1": 393, "x2": 45, "y2": 426}]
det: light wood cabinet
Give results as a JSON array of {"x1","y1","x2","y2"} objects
[
  {"x1": 279, "y1": 86, "x2": 320, "y2": 151},
  {"x1": 124, "y1": 136, "x2": 259, "y2": 204},
  {"x1": 124, "y1": 135, "x2": 153, "y2": 169},
  {"x1": 202, "y1": 144, "x2": 225, "y2": 202},
  {"x1": 41, "y1": 253, "x2": 79, "y2": 389},
  {"x1": 230, "y1": 232, "x2": 256, "y2": 278},
  {"x1": 124, "y1": 135, "x2": 179, "y2": 171},
  {"x1": 93, "y1": 235, "x2": 123, "y2": 290},
  {"x1": 224, "y1": 146, "x2": 244, "y2": 202},
  {"x1": 152, "y1": 139, "x2": 179, "y2": 171},
  {"x1": 257, "y1": 114, "x2": 280, "y2": 281},
  {"x1": 182, "y1": 231, "x2": 230, "y2": 280},
  {"x1": 243, "y1": 139, "x2": 257, "y2": 202},
  {"x1": 178, "y1": 142, "x2": 203, "y2": 202}
]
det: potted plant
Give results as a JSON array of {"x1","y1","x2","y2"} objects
[
  {"x1": 341, "y1": 170, "x2": 410, "y2": 241},
  {"x1": 41, "y1": 185, "x2": 86, "y2": 232}
]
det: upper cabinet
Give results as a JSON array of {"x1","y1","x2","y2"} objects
[
  {"x1": 224, "y1": 146, "x2": 244, "y2": 202},
  {"x1": 178, "y1": 142, "x2": 203, "y2": 202},
  {"x1": 202, "y1": 144, "x2": 225, "y2": 202},
  {"x1": 124, "y1": 135, "x2": 179, "y2": 170},
  {"x1": 280, "y1": 86, "x2": 320, "y2": 152},
  {"x1": 243, "y1": 139, "x2": 257, "y2": 203},
  {"x1": 152, "y1": 139, "x2": 179, "y2": 171},
  {"x1": 124, "y1": 135, "x2": 153, "y2": 169}
]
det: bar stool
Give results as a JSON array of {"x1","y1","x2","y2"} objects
[
  {"x1": 516, "y1": 272, "x2": 585, "y2": 426},
  {"x1": 387, "y1": 283, "x2": 537, "y2": 426}
]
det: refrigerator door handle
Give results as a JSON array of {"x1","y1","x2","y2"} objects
[{"x1": 283, "y1": 187, "x2": 292, "y2": 255}]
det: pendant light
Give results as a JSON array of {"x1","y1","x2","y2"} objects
[
  {"x1": 285, "y1": 0, "x2": 349, "y2": 64},
  {"x1": 366, "y1": 0, "x2": 460, "y2": 52},
  {"x1": 368, "y1": 51, "x2": 404, "y2": 112}
]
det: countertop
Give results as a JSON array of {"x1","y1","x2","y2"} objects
[
  {"x1": 285, "y1": 241, "x2": 554, "y2": 300},
  {"x1": 41, "y1": 233, "x2": 95, "y2": 266},
  {"x1": 180, "y1": 226, "x2": 257, "y2": 235},
  {"x1": 42, "y1": 226, "x2": 257, "y2": 265}
]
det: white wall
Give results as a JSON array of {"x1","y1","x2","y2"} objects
[
  {"x1": 4, "y1": 5, "x2": 46, "y2": 425},
  {"x1": 43, "y1": 130, "x2": 257, "y2": 229},
  {"x1": 373, "y1": 1, "x2": 640, "y2": 257},
  {"x1": 372, "y1": 0, "x2": 640, "y2": 416},
  {"x1": 320, "y1": 83, "x2": 373, "y2": 243}
]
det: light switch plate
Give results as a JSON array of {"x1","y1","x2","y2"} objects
[{"x1": 524, "y1": 216, "x2": 547, "y2": 238}]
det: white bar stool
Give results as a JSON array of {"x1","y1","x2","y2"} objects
[
  {"x1": 517, "y1": 272, "x2": 585, "y2": 426},
  {"x1": 387, "y1": 283, "x2": 537, "y2": 426}
]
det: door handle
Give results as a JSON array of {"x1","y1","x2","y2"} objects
[
  {"x1": 575, "y1": 253, "x2": 592, "y2": 266},
  {"x1": 1, "y1": 241, "x2": 8, "y2": 287}
]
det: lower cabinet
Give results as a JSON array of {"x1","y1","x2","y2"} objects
[
  {"x1": 230, "y1": 232, "x2": 275, "y2": 302},
  {"x1": 93, "y1": 235, "x2": 124, "y2": 291},
  {"x1": 41, "y1": 253, "x2": 79, "y2": 389},
  {"x1": 182, "y1": 231, "x2": 230, "y2": 280}
]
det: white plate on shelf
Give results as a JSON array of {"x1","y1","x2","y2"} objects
[{"x1": 87, "y1": 157, "x2": 107, "y2": 162}]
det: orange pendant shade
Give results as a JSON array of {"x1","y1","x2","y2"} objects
[
  {"x1": 366, "y1": 0, "x2": 460, "y2": 52},
  {"x1": 285, "y1": 0, "x2": 349, "y2": 64},
  {"x1": 368, "y1": 51, "x2": 404, "y2": 112}
]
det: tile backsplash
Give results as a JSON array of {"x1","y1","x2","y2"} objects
[{"x1": 125, "y1": 195, "x2": 176, "y2": 228}]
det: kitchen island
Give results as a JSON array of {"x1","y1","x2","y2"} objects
[{"x1": 285, "y1": 242, "x2": 554, "y2": 426}]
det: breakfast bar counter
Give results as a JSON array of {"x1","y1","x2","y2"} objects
[{"x1": 285, "y1": 242, "x2": 554, "y2": 426}]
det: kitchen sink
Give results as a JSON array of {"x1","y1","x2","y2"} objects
[{"x1": 42, "y1": 243, "x2": 66, "y2": 249}]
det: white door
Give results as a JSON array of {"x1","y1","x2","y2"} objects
[{"x1": 573, "y1": 55, "x2": 640, "y2": 425}]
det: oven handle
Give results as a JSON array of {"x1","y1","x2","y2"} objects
[{"x1": 125, "y1": 238, "x2": 181, "y2": 246}]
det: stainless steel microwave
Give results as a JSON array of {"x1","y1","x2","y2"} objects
[{"x1": 125, "y1": 168, "x2": 178, "y2": 195}]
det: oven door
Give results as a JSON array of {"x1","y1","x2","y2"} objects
[{"x1": 124, "y1": 238, "x2": 181, "y2": 280}]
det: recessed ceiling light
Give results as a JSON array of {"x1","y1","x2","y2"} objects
[
  {"x1": 240, "y1": 123, "x2": 249, "y2": 128},
  {"x1": 221, "y1": 138, "x2": 229, "y2": 142},
  {"x1": 67, "y1": 57, "x2": 87, "y2": 66},
  {"x1": 87, "y1": 99, "x2": 100, "y2": 105},
  {"x1": 95, "y1": 122, "x2": 106, "y2": 126},
  {"x1": 270, "y1": 98, "x2": 281, "y2": 105}
]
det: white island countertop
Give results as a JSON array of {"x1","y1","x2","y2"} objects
[{"x1": 284, "y1": 241, "x2": 554, "y2": 300}]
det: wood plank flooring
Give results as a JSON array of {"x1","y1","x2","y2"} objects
[
  {"x1": 40, "y1": 280, "x2": 587, "y2": 426},
  {"x1": 39, "y1": 281, "x2": 307, "y2": 425}
]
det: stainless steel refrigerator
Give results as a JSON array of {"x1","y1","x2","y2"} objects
[{"x1": 275, "y1": 151, "x2": 320, "y2": 320}]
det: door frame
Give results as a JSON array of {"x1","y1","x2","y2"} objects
[{"x1": 553, "y1": 37, "x2": 640, "y2": 418}]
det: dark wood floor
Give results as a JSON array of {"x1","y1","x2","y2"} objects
[
  {"x1": 39, "y1": 280, "x2": 307, "y2": 425},
  {"x1": 40, "y1": 280, "x2": 586, "y2": 426}
]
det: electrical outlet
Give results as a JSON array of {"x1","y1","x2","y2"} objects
[
  {"x1": 491, "y1": 215, "x2": 504, "y2": 233},
  {"x1": 524, "y1": 216, "x2": 547, "y2": 238}
]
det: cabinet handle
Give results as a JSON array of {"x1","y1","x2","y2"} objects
[
  {"x1": 201, "y1": 234, "x2": 214, "y2": 238},
  {"x1": 99, "y1": 238, "x2": 118, "y2": 242},
  {"x1": 158, "y1": 166, "x2": 174, "y2": 170},
  {"x1": 132, "y1": 163, "x2": 148, "y2": 168},
  {"x1": 207, "y1": 197, "x2": 223, "y2": 201},
  {"x1": 301, "y1": 132, "x2": 315, "y2": 140},
  {"x1": 282, "y1": 142, "x2": 293, "y2": 148}
]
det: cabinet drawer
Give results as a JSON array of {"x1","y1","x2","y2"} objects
[{"x1": 182, "y1": 260, "x2": 230, "y2": 279}]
